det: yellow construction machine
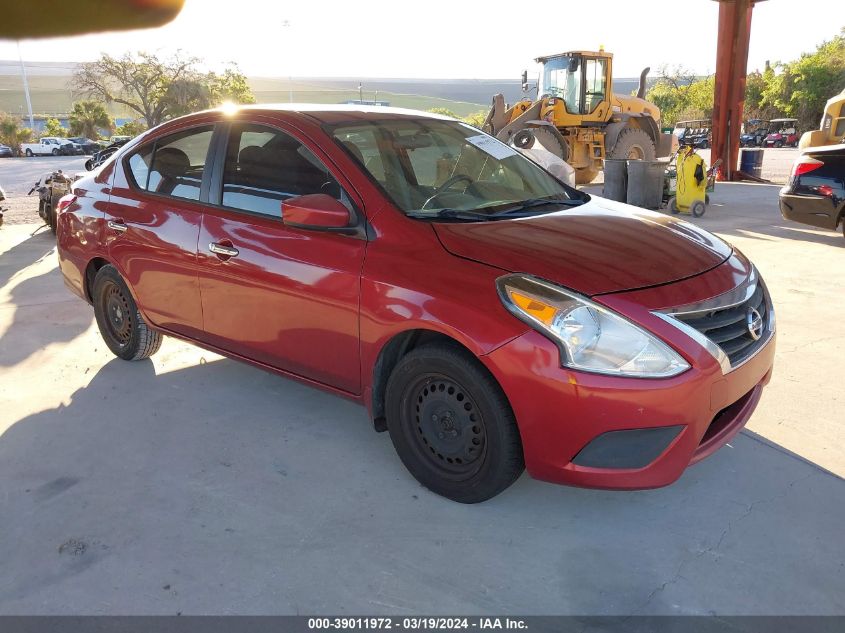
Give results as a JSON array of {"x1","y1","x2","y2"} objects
[
  {"x1": 483, "y1": 49, "x2": 674, "y2": 184},
  {"x1": 798, "y1": 88, "x2": 845, "y2": 150}
]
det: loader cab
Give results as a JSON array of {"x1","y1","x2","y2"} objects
[{"x1": 538, "y1": 51, "x2": 612, "y2": 121}]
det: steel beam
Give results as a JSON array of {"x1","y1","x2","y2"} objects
[{"x1": 712, "y1": 0, "x2": 762, "y2": 181}]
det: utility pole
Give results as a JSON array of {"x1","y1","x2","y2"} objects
[
  {"x1": 359, "y1": 82, "x2": 363, "y2": 104},
  {"x1": 17, "y1": 41, "x2": 34, "y2": 129},
  {"x1": 282, "y1": 20, "x2": 293, "y2": 102}
]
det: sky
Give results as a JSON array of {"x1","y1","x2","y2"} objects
[{"x1": 0, "y1": 0, "x2": 841, "y2": 79}]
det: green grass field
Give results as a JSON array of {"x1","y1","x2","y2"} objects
[{"x1": 0, "y1": 75, "x2": 488, "y2": 120}]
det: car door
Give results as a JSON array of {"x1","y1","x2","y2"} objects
[
  {"x1": 196, "y1": 120, "x2": 366, "y2": 394},
  {"x1": 104, "y1": 124, "x2": 216, "y2": 338}
]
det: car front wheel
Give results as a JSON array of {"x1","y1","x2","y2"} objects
[
  {"x1": 385, "y1": 343, "x2": 524, "y2": 503},
  {"x1": 92, "y1": 265, "x2": 162, "y2": 361}
]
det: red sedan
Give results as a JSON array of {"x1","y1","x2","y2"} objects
[{"x1": 55, "y1": 106, "x2": 775, "y2": 502}]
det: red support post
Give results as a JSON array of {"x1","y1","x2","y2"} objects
[{"x1": 711, "y1": 0, "x2": 759, "y2": 181}]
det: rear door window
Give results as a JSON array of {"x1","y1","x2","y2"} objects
[{"x1": 127, "y1": 126, "x2": 214, "y2": 201}]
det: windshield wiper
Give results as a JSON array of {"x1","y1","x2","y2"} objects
[
  {"x1": 405, "y1": 209, "x2": 493, "y2": 222},
  {"x1": 486, "y1": 197, "x2": 585, "y2": 218},
  {"x1": 405, "y1": 197, "x2": 586, "y2": 222}
]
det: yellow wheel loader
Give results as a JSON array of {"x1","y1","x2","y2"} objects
[
  {"x1": 483, "y1": 50, "x2": 674, "y2": 185},
  {"x1": 798, "y1": 88, "x2": 845, "y2": 150}
]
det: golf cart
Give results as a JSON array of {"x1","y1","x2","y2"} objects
[
  {"x1": 740, "y1": 119, "x2": 769, "y2": 147},
  {"x1": 764, "y1": 118, "x2": 800, "y2": 147},
  {"x1": 673, "y1": 120, "x2": 712, "y2": 149}
]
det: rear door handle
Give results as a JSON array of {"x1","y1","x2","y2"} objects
[
  {"x1": 208, "y1": 242, "x2": 239, "y2": 258},
  {"x1": 107, "y1": 219, "x2": 127, "y2": 233}
]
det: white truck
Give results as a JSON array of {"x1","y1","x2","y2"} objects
[{"x1": 21, "y1": 137, "x2": 80, "y2": 157}]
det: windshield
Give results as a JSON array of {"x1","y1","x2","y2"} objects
[
  {"x1": 330, "y1": 118, "x2": 582, "y2": 221},
  {"x1": 542, "y1": 57, "x2": 581, "y2": 114}
]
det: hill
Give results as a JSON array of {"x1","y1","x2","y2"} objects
[{"x1": 0, "y1": 61, "x2": 652, "y2": 121}]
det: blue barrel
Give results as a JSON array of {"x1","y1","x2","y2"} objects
[{"x1": 739, "y1": 148, "x2": 764, "y2": 178}]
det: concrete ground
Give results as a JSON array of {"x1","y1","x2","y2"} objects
[{"x1": 0, "y1": 182, "x2": 843, "y2": 615}]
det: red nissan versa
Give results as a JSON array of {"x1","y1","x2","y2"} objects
[{"x1": 55, "y1": 106, "x2": 776, "y2": 503}]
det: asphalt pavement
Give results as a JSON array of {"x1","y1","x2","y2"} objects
[{"x1": 0, "y1": 156, "x2": 91, "y2": 194}]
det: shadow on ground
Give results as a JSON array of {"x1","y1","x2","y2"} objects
[
  {"x1": 0, "y1": 356, "x2": 842, "y2": 615},
  {"x1": 0, "y1": 229, "x2": 94, "y2": 367}
]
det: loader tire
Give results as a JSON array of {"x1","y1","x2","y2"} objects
[
  {"x1": 575, "y1": 167, "x2": 599, "y2": 185},
  {"x1": 609, "y1": 127, "x2": 656, "y2": 161}
]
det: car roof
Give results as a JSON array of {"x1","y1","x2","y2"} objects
[{"x1": 213, "y1": 103, "x2": 457, "y2": 125}]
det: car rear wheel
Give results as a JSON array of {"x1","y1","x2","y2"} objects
[
  {"x1": 92, "y1": 265, "x2": 162, "y2": 361},
  {"x1": 25, "y1": 148, "x2": 33, "y2": 157},
  {"x1": 385, "y1": 343, "x2": 524, "y2": 503}
]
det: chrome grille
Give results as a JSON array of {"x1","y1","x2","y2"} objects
[
  {"x1": 654, "y1": 267, "x2": 774, "y2": 373},
  {"x1": 675, "y1": 283, "x2": 769, "y2": 366}
]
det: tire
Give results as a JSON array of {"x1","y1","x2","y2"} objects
[
  {"x1": 84, "y1": 159, "x2": 94, "y2": 171},
  {"x1": 699, "y1": 140, "x2": 709, "y2": 149},
  {"x1": 42, "y1": 203, "x2": 55, "y2": 233},
  {"x1": 691, "y1": 200, "x2": 706, "y2": 217},
  {"x1": 92, "y1": 265, "x2": 163, "y2": 361},
  {"x1": 774, "y1": 140, "x2": 783, "y2": 148},
  {"x1": 25, "y1": 148, "x2": 33, "y2": 157},
  {"x1": 385, "y1": 343, "x2": 524, "y2": 503},
  {"x1": 575, "y1": 166, "x2": 599, "y2": 185},
  {"x1": 608, "y1": 127, "x2": 657, "y2": 161},
  {"x1": 668, "y1": 196, "x2": 679, "y2": 214},
  {"x1": 52, "y1": 148, "x2": 60, "y2": 156}
]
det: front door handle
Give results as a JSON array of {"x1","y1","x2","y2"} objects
[
  {"x1": 208, "y1": 242, "x2": 239, "y2": 258},
  {"x1": 107, "y1": 219, "x2": 127, "y2": 233}
]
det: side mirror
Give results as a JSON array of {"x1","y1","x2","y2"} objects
[{"x1": 281, "y1": 194, "x2": 351, "y2": 230}]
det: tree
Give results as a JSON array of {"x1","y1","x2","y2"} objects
[
  {"x1": 114, "y1": 120, "x2": 146, "y2": 137},
  {"x1": 69, "y1": 100, "x2": 112, "y2": 139},
  {"x1": 0, "y1": 112, "x2": 33, "y2": 154},
  {"x1": 462, "y1": 110, "x2": 488, "y2": 128},
  {"x1": 43, "y1": 117, "x2": 68, "y2": 137},
  {"x1": 646, "y1": 68, "x2": 713, "y2": 126},
  {"x1": 73, "y1": 51, "x2": 255, "y2": 127},
  {"x1": 756, "y1": 30, "x2": 845, "y2": 129},
  {"x1": 428, "y1": 107, "x2": 458, "y2": 118}
]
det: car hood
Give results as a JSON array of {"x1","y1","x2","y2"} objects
[{"x1": 432, "y1": 196, "x2": 733, "y2": 296}]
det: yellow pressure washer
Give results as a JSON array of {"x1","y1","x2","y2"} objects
[{"x1": 665, "y1": 146, "x2": 709, "y2": 217}]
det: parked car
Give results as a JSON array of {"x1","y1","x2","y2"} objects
[
  {"x1": 779, "y1": 144, "x2": 845, "y2": 239},
  {"x1": 0, "y1": 143, "x2": 13, "y2": 157},
  {"x1": 67, "y1": 136, "x2": 103, "y2": 155},
  {"x1": 56, "y1": 106, "x2": 776, "y2": 503},
  {"x1": 57, "y1": 137, "x2": 85, "y2": 155},
  {"x1": 84, "y1": 138, "x2": 130, "y2": 171},
  {"x1": 109, "y1": 135, "x2": 132, "y2": 144},
  {"x1": 21, "y1": 136, "x2": 78, "y2": 156},
  {"x1": 764, "y1": 118, "x2": 800, "y2": 148}
]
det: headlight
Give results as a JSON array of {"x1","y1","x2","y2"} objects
[{"x1": 497, "y1": 274, "x2": 690, "y2": 378}]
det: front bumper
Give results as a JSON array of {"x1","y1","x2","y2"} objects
[{"x1": 481, "y1": 258, "x2": 776, "y2": 490}]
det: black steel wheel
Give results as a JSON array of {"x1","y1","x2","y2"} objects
[
  {"x1": 385, "y1": 343, "x2": 524, "y2": 503},
  {"x1": 92, "y1": 265, "x2": 162, "y2": 360},
  {"x1": 405, "y1": 375, "x2": 488, "y2": 478}
]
